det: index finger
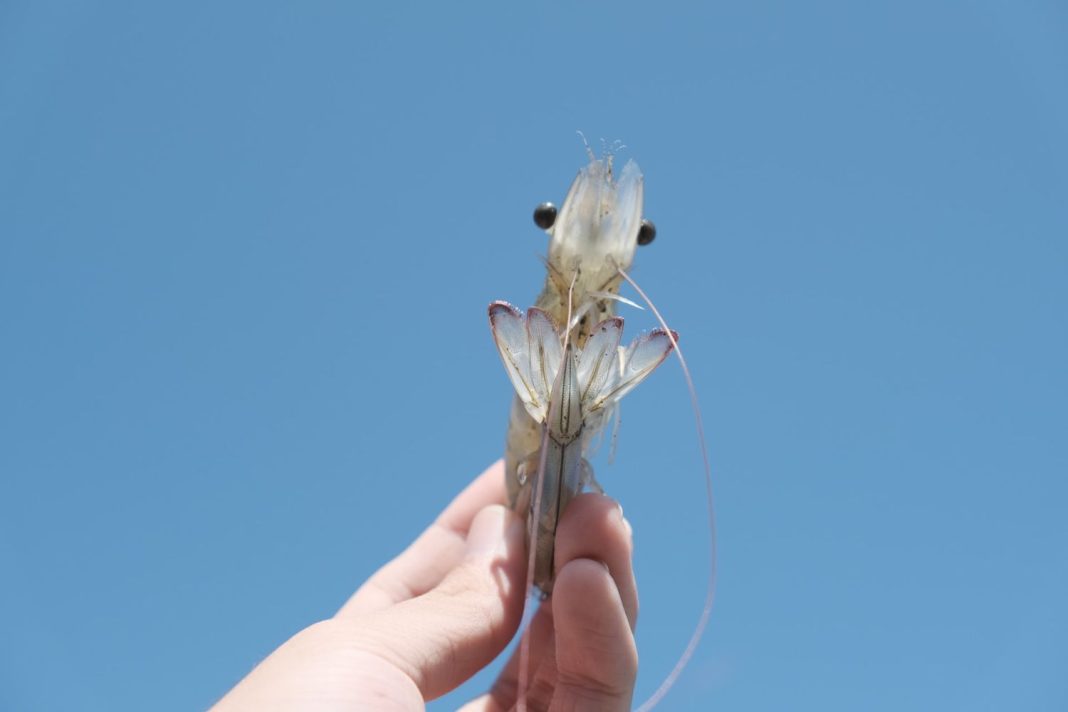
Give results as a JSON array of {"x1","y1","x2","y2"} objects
[{"x1": 338, "y1": 460, "x2": 508, "y2": 617}]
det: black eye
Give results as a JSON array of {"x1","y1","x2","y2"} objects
[
  {"x1": 637, "y1": 219, "x2": 656, "y2": 246},
  {"x1": 533, "y1": 202, "x2": 557, "y2": 230}
]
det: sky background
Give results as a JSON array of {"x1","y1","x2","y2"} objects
[{"x1": 2, "y1": 1, "x2": 1066, "y2": 710}]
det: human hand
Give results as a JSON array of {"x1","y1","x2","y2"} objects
[{"x1": 213, "y1": 460, "x2": 638, "y2": 711}]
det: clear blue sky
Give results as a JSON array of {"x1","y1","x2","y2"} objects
[{"x1": 2, "y1": 2, "x2": 1066, "y2": 710}]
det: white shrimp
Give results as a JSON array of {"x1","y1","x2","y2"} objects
[
  {"x1": 488, "y1": 148, "x2": 716, "y2": 711},
  {"x1": 498, "y1": 152, "x2": 656, "y2": 593}
]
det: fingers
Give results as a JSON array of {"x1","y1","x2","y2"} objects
[
  {"x1": 339, "y1": 460, "x2": 508, "y2": 616},
  {"x1": 554, "y1": 494, "x2": 638, "y2": 629},
  {"x1": 457, "y1": 603, "x2": 555, "y2": 712},
  {"x1": 552, "y1": 559, "x2": 637, "y2": 711},
  {"x1": 480, "y1": 493, "x2": 637, "y2": 711},
  {"x1": 551, "y1": 494, "x2": 638, "y2": 710},
  {"x1": 487, "y1": 599, "x2": 558, "y2": 711},
  {"x1": 343, "y1": 504, "x2": 528, "y2": 701},
  {"x1": 218, "y1": 500, "x2": 525, "y2": 711}
]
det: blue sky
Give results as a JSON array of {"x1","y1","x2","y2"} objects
[{"x1": 1, "y1": 1, "x2": 1066, "y2": 710}]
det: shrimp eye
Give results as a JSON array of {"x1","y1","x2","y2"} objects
[
  {"x1": 533, "y1": 202, "x2": 557, "y2": 230},
  {"x1": 637, "y1": 219, "x2": 656, "y2": 246}
]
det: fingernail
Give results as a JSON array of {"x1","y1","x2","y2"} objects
[{"x1": 614, "y1": 501, "x2": 633, "y2": 538}]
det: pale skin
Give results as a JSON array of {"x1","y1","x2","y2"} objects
[{"x1": 213, "y1": 460, "x2": 639, "y2": 711}]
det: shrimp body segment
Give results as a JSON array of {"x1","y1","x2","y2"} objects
[{"x1": 489, "y1": 301, "x2": 676, "y2": 592}]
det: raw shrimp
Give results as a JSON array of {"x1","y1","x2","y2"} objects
[
  {"x1": 495, "y1": 152, "x2": 657, "y2": 593},
  {"x1": 488, "y1": 148, "x2": 716, "y2": 711}
]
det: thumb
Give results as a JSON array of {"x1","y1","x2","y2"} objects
[{"x1": 353, "y1": 504, "x2": 527, "y2": 701}]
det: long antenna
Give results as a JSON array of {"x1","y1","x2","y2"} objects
[
  {"x1": 619, "y1": 266, "x2": 718, "y2": 712},
  {"x1": 515, "y1": 424, "x2": 549, "y2": 712}
]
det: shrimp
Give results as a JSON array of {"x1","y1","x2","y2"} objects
[
  {"x1": 490, "y1": 152, "x2": 662, "y2": 594},
  {"x1": 487, "y1": 148, "x2": 717, "y2": 712}
]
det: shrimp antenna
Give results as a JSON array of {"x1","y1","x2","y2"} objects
[
  {"x1": 516, "y1": 272, "x2": 580, "y2": 712},
  {"x1": 516, "y1": 417, "x2": 550, "y2": 712},
  {"x1": 603, "y1": 137, "x2": 627, "y2": 159},
  {"x1": 618, "y1": 266, "x2": 718, "y2": 712},
  {"x1": 577, "y1": 130, "x2": 595, "y2": 162}
]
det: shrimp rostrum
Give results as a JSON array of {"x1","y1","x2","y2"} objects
[{"x1": 488, "y1": 155, "x2": 674, "y2": 594}]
